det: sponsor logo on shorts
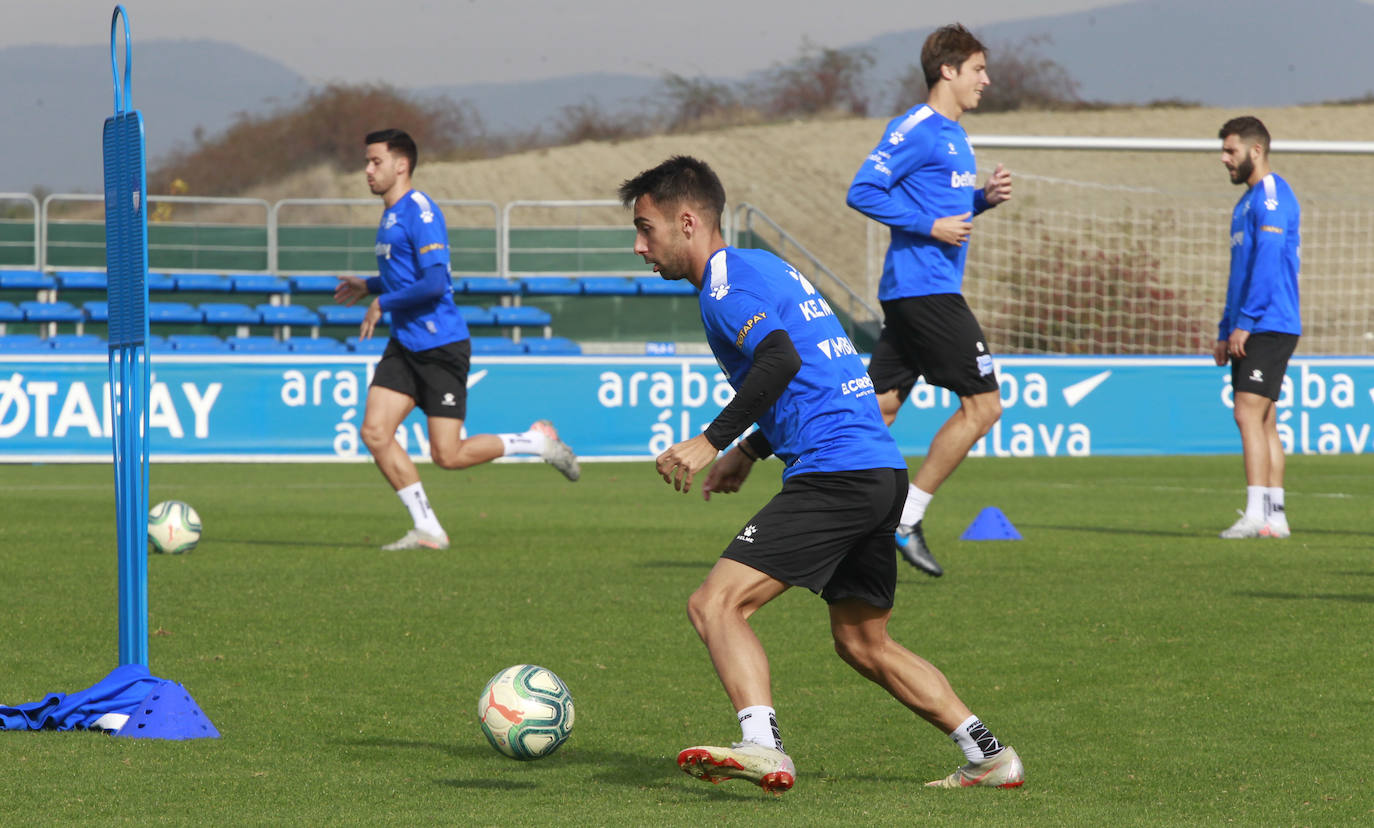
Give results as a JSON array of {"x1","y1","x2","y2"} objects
[
  {"x1": 735, "y1": 312, "x2": 767, "y2": 347},
  {"x1": 736, "y1": 524, "x2": 758, "y2": 543},
  {"x1": 977, "y1": 354, "x2": 994, "y2": 376},
  {"x1": 441, "y1": 392, "x2": 456, "y2": 407},
  {"x1": 1249, "y1": 368, "x2": 1264, "y2": 383},
  {"x1": 976, "y1": 340, "x2": 986, "y2": 353}
]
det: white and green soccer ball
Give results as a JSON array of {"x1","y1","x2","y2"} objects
[
  {"x1": 477, "y1": 664, "x2": 575, "y2": 760},
  {"x1": 147, "y1": 500, "x2": 202, "y2": 554}
]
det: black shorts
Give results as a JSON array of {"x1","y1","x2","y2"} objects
[
  {"x1": 869, "y1": 294, "x2": 999, "y2": 401},
  {"x1": 721, "y1": 468, "x2": 906, "y2": 610},
  {"x1": 1231, "y1": 332, "x2": 1298, "y2": 401},
  {"x1": 370, "y1": 338, "x2": 471, "y2": 419}
]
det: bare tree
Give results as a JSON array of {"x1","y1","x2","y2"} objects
[{"x1": 759, "y1": 40, "x2": 875, "y2": 118}]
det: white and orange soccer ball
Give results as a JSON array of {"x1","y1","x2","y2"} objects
[
  {"x1": 477, "y1": 664, "x2": 575, "y2": 760},
  {"x1": 147, "y1": 500, "x2": 202, "y2": 554}
]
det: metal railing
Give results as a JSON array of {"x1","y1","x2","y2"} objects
[{"x1": 0, "y1": 193, "x2": 40, "y2": 269}]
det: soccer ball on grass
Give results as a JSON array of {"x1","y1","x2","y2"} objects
[
  {"x1": 478, "y1": 664, "x2": 575, "y2": 760},
  {"x1": 148, "y1": 500, "x2": 202, "y2": 554}
]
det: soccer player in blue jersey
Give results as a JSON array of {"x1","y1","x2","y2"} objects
[
  {"x1": 335, "y1": 129, "x2": 579, "y2": 551},
  {"x1": 1214, "y1": 117, "x2": 1301, "y2": 539},
  {"x1": 620, "y1": 155, "x2": 1023, "y2": 794},
  {"x1": 846, "y1": 24, "x2": 1012, "y2": 577}
]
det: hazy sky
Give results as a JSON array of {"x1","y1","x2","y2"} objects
[{"x1": 15, "y1": 0, "x2": 1125, "y2": 87}]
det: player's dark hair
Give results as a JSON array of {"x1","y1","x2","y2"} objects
[
  {"x1": 365, "y1": 128, "x2": 419, "y2": 173},
  {"x1": 1219, "y1": 116, "x2": 1271, "y2": 155},
  {"x1": 921, "y1": 23, "x2": 988, "y2": 91},
  {"x1": 617, "y1": 155, "x2": 726, "y2": 231}
]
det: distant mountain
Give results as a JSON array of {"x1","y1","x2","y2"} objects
[
  {"x1": 0, "y1": 40, "x2": 308, "y2": 194},
  {"x1": 7, "y1": 0, "x2": 1374, "y2": 194}
]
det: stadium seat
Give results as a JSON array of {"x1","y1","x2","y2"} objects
[
  {"x1": 637, "y1": 278, "x2": 696, "y2": 296},
  {"x1": 256, "y1": 303, "x2": 320, "y2": 328},
  {"x1": 147, "y1": 272, "x2": 178, "y2": 292},
  {"x1": 0, "y1": 301, "x2": 23, "y2": 323},
  {"x1": 318, "y1": 304, "x2": 390, "y2": 326},
  {"x1": 229, "y1": 274, "x2": 290, "y2": 295},
  {"x1": 520, "y1": 277, "x2": 583, "y2": 296},
  {"x1": 457, "y1": 277, "x2": 520, "y2": 296},
  {"x1": 287, "y1": 337, "x2": 348, "y2": 353},
  {"x1": 0, "y1": 269, "x2": 55, "y2": 290},
  {"x1": 457, "y1": 305, "x2": 496, "y2": 327},
  {"x1": 168, "y1": 334, "x2": 230, "y2": 352},
  {"x1": 289, "y1": 275, "x2": 342, "y2": 294},
  {"x1": 579, "y1": 277, "x2": 639, "y2": 295},
  {"x1": 0, "y1": 333, "x2": 48, "y2": 351},
  {"x1": 47, "y1": 333, "x2": 106, "y2": 352},
  {"x1": 148, "y1": 301, "x2": 204, "y2": 324},
  {"x1": 227, "y1": 336, "x2": 288, "y2": 353},
  {"x1": 469, "y1": 336, "x2": 524, "y2": 355},
  {"x1": 21, "y1": 300, "x2": 84, "y2": 323},
  {"x1": 82, "y1": 300, "x2": 109, "y2": 322},
  {"x1": 55, "y1": 270, "x2": 109, "y2": 291},
  {"x1": 346, "y1": 336, "x2": 388, "y2": 354},
  {"x1": 174, "y1": 273, "x2": 234, "y2": 293},
  {"x1": 492, "y1": 306, "x2": 552, "y2": 328},
  {"x1": 523, "y1": 336, "x2": 582, "y2": 355},
  {"x1": 200, "y1": 302, "x2": 262, "y2": 326}
]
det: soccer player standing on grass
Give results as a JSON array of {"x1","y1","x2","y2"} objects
[
  {"x1": 846, "y1": 23, "x2": 1011, "y2": 578},
  {"x1": 1213, "y1": 117, "x2": 1301, "y2": 539},
  {"x1": 621, "y1": 155, "x2": 1023, "y2": 794},
  {"x1": 335, "y1": 129, "x2": 580, "y2": 551}
]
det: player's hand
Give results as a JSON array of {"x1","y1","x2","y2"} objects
[
  {"x1": 984, "y1": 163, "x2": 1012, "y2": 206},
  {"x1": 701, "y1": 445, "x2": 754, "y2": 501},
  {"x1": 334, "y1": 275, "x2": 368, "y2": 306},
  {"x1": 359, "y1": 298, "x2": 383, "y2": 340},
  {"x1": 1213, "y1": 339, "x2": 1229, "y2": 366},
  {"x1": 1227, "y1": 328, "x2": 1250, "y2": 359},
  {"x1": 930, "y1": 213, "x2": 973, "y2": 246},
  {"x1": 656, "y1": 433, "x2": 719, "y2": 494}
]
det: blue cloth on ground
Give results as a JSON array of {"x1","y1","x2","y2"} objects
[{"x1": 0, "y1": 664, "x2": 161, "y2": 732}]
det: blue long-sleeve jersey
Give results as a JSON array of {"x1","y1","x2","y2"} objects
[
  {"x1": 1220, "y1": 173, "x2": 1302, "y2": 339},
  {"x1": 374, "y1": 189, "x2": 468, "y2": 352},
  {"x1": 846, "y1": 104, "x2": 991, "y2": 300}
]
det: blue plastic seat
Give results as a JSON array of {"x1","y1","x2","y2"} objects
[
  {"x1": 346, "y1": 336, "x2": 388, "y2": 354},
  {"x1": 637, "y1": 278, "x2": 697, "y2": 296},
  {"x1": 492, "y1": 306, "x2": 552, "y2": 327},
  {"x1": 174, "y1": 273, "x2": 233, "y2": 292},
  {"x1": 457, "y1": 305, "x2": 496, "y2": 327},
  {"x1": 230, "y1": 274, "x2": 290, "y2": 295},
  {"x1": 523, "y1": 336, "x2": 582, "y2": 355},
  {"x1": 318, "y1": 304, "x2": 390, "y2": 326},
  {"x1": 579, "y1": 277, "x2": 639, "y2": 295},
  {"x1": 289, "y1": 275, "x2": 342, "y2": 294},
  {"x1": 168, "y1": 334, "x2": 230, "y2": 352},
  {"x1": 147, "y1": 272, "x2": 178, "y2": 292},
  {"x1": 256, "y1": 304, "x2": 320, "y2": 327},
  {"x1": 0, "y1": 333, "x2": 49, "y2": 351},
  {"x1": 82, "y1": 300, "x2": 109, "y2": 322},
  {"x1": 199, "y1": 302, "x2": 261, "y2": 326},
  {"x1": 227, "y1": 336, "x2": 287, "y2": 353},
  {"x1": 56, "y1": 270, "x2": 109, "y2": 291},
  {"x1": 0, "y1": 269, "x2": 55, "y2": 290},
  {"x1": 148, "y1": 301, "x2": 204, "y2": 324},
  {"x1": 21, "y1": 300, "x2": 84, "y2": 323},
  {"x1": 287, "y1": 337, "x2": 347, "y2": 353},
  {"x1": 458, "y1": 277, "x2": 520, "y2": 296},
  {"x1": 469, "y1": 336, "x2": 524, "y2": 355},
  {"x1": 520, "y1": 277, "x2": 582, "y2": 296},
  {"x1": 0, "y1": 301, "x2": 23, "y2": 322},
  {"x1": 48, "y1": 333, "x2": 106, "y2": 352}
]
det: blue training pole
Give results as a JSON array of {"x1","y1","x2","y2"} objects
[{"x1": 103, "y1": 4, "x2": 151, "y2": 667}]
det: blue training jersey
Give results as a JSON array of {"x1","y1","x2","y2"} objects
[
  {"x1": 1220, "y1": 173, "x2": 1302, "y2": 339},
  {"x1": 846, "y1": 104, "x2": 991, "y2": 300},
  {"x1": 375, "y1": 189, "x2": 468, "y2": 352},
  {"x1": 699, "y1": 247, "x2": 906, "y2": 479}
]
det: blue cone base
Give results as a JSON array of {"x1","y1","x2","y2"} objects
[
  {"x1": 115, "y1": 681, "x2": 219, "y2": 740},
  {"x1": 960, "y1": 506, "x2": 1022, "y2": 541}
]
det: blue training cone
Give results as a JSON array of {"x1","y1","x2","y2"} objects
[
  {"x1": 960, "y1": 506, "x2": 1022, "y2": 541},
  {"x1": 115, "y1": 680, "x2": 219, "y2": 740}
]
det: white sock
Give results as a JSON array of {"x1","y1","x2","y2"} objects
[
  {"x1": 397, "y1": 482, "x2": 444, "y2": 536},
  {"x1": 949, "y1": 714, "x2": 1005, "y2": 763},
  {"x1": 737, "y1": 705, "x2": 783, "y2": 751},
  {"x1": 900, "y1": 484, "x2": 934, "y2": 527},
  {"x1": 498, "y1": 430, "x2": 547, "y2": 457},
  {"x1": 1266, "y1": 487, "x2": 1286, "y2": 522},
  {"x1": 1245, "y1": 485, "x2": 1266, "y2": 522}
]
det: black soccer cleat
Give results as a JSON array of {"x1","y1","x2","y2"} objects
[{"x1": 895, "y1": 520, "x2": 943, "y2": 577}]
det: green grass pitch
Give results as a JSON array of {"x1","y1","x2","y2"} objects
[{"x1": 0, "y1": 455, "x2": 1370, "y2": 825}]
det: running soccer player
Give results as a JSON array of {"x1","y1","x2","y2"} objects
[
  {"x1": 1213, "y1": 116, "x2": 1301, "y2": 539},
  {"x1": 335, "y1": 129, "x2": 579, "y2": 551},
  {"x1": 846, "y1": 23, "x2": 1012, "y2": 577},
  {"x1": 620, "y1": 155, "x2": 1023, "y2": 794}
]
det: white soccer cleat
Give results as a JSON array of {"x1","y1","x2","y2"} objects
[
  {"x1": 925, "y1": 745, "x2": 1025, "y2": 789},
  {"x1": 1261, "y1": 518, "x2": 1291, "y2": 539},
  {"x1": 677, "y1": 741, "x2": 796, "y2": 795},
  {"x1": 532, "y1": 419, "x2": 580, "y2": 481},
  {"x1": 381, "y1": 528, "x2": 450, "y2": 551},
  {"x1": 1219, "y1": 510, "x2": 1266, "y2": 539}
]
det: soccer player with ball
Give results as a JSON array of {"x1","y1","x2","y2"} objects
[
  {"x1": 335, "y1": 129, "x2": 580, "y2": 551},
  {"x1": 620, "y1": 156, "x2": 1023, "y2": 793}
]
